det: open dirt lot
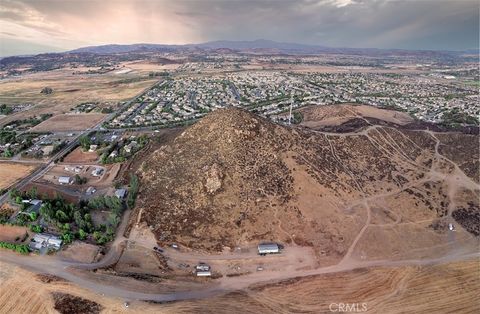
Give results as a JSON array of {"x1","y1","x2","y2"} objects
[
  {"x1": 0, "y1": 225, "x2": 30, "y2": 243},
  {"x1": 29, "y1": 113, "x2": 105, "y2": 132},
  {"x1": 0, "y1": 162, "x2": 36, "y2": 189},
  {"x1": 63, "y1": 147, "x2": 99, "y2": 164},
  {"x1": 0, "y1": 260, "x2": 477, "y2": 313},
  {"x1": 58, "y1": 241, "x2": 100, "y2": 264}
]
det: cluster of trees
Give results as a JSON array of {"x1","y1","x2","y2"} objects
[
  {"x1": 100, "y1": 136, "x2": 148, "y2": 164},
  {"x1": 101, "y1": 106, "x2": 114, "y2": 114},
  {"x1": 74, "y1": 174, "x2": 88, "y2": 185},
  {"x1": 0, "y1": 241, "x2": 29, "y2": 254},
  {"x1": 2, "y1": 148, "x2": 14, "y2": 158},
  {"x1": 9, "y1": 187, "x2": 38, "y2": 204},
  {"x1": 88, "y1": 195, "x2": 125, "y2": 244},
  {"x1": 1, "y1": 129, "x2": 49, "y2": 158},
  {"x1": 30, "y1": 224, "x2": 43, "y2": 233},
  {"x1": 79, "y1": 135, "x2": 91, "y2": 151},
  {"x1": 0, "y1": 130, "x2": 16, "y2": 145},
  {"x1": 127, "y1": 175, "x2": 139, "y2": 208},
  {"x1": 37, "y1": 197, "x2": 95, "y2": 244},
  {"x1": 0, "y1": 104, "x2": 13, "y2": 115},
  {"x1": 5, "y1": 184, "x2": 133, "y2": 247},
  {"x1": 442, "y1": 108, "x2": 479, "y2": 126},
  {"x1": 51, "y1": 141, "x2": 67, "y2": 156},
  {"x1": 292, "y1": 112, "x2": 303, "y2": 124}
]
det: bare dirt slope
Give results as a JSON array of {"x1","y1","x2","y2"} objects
[
  {"x1": 299, "y1": 103, "x2": 414, "y2": 128},
  {"x1": 134, "y1": 107, "x2": 479, "y2": 265}
]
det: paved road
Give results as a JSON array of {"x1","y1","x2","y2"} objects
[{"x1": 0, "y1": 79, "x2": 162, "y2": 206}]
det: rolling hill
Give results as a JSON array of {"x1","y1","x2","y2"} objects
[{"x1": 133, "y1": 105, "x2": 479, "y2": 265}]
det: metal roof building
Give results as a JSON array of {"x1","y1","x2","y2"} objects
[
  {"x1": 196, "y1": 270, "x2": 212, "y2": 277},
  {"x1": 58, "y1": 176, "x2": 72, "y2": 184},
  {"x1": 258, "y1": 243, "x2": 280, "y2": 255},
  {"x1": 115, "y1": 189, "x2": 127, "y2": 199}
]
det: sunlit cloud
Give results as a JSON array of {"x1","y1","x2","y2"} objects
[{"x1": 0, "y1": 0, "x2": 478, "y2": 56}]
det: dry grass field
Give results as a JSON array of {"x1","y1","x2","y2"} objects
[
  {"x1": 62, "y1": 147, "x2": 99, "y2": 163},
  {"x1": 29, "y1": 113, "x2": 105, "y2": 132},
  {"x1": 0, "y1": 162, "x2": 36, "y2": 189},
  {"x1": 0, "y1": 66, "x2": 159, "y2": 127},
  {"x1": 0, "y1": 225, "x2": 29, "y2": 242},
  {"x1": 0, "y1": 260, "x2": 477, "y2": 313}
]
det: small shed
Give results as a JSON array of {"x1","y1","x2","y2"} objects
[
  {"x1": 91, "y1": 168, "x2": 104, "y2": 177},
  {"x1": 196, "y1": 270, "x2": 212, "y2": 277},
  {"x1": 86, "y1": 186, "x2": 96, "y2": 195}
]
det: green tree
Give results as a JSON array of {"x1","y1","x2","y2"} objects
[
  {"x1": 74, "y1": 174, "x2": 87, "y2": 185},
  {"x1": 29, "y1": 224, "x2": 43, "y2": 233},
  {"x1": 79, "y1": 135, "x2": 91, "y2": 151},
  {"x1": 127, "y1": 174, "x2": 139, "y2": 209},
  {"x1": 8, "y1": 188, "x2": 20, "y2": 201},
  {"x1": 27, "y1": 186, "x2": 37, "y2": 199},
  {"x1": 78, "y1": 229, "x2": 87, "y2": 240},
  {"x1": 55, "y1": 210, "x2": 69, "y2": 223},
  {"x1": 62, "y1": 232, "x2": 74, "y2": 244}
]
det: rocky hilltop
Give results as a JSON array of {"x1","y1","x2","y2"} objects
[{"x1": 134, "y1": 106, "x2": 479, "y2": 263}]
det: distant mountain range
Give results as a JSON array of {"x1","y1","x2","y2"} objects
[
  {"x1": 67, "y1": 39, "x2": 476, "y2": 56},
  {"x1": 68, "y1": 39, "x2": 329, "y2": 54}
]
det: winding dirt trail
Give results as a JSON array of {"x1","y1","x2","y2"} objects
[{"x1": 1, "y1": 126, "x2": 479, "y2": 304}]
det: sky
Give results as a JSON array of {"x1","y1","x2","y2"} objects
[{"x1": 1, "y1": 0, "x2": 478, "y2": 56}]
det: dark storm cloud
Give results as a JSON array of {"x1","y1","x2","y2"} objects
[
  {"x1": 1, "y1": 0, "x2": 478, "y2": 56},
  {"x1": 170, "y1": 0, "x2": 479, "y2": 50}
]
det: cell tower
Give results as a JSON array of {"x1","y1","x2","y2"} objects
[{"x1": 288, "y1": 93, "x2": 294, "y2": 125}]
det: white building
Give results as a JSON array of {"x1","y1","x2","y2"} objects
[
  {"x1": 29, "y1": 233, "x2": 63, "y2": 251},
  {"x1": 196, "y1": 270, "x2": 212, "y2": 277},
  {"x1": 58, "y1": 176, "x2": 72, "y2": 184},
  {"x1": 91, "y1": 168, "x2": 104, "y2": 177},
  {"x1": 258, "y1": 243, "x2": 280, "y2": 255},
  {"x1": 115, "y1": 189, "x2": 127, "y2": 199},
  {"x1": 86, "y1": 186, "x2": 97, "y2": 195}
]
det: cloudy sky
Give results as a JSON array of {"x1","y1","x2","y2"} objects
[{"x1": 1, "y1": 0, "x2": 478, "y2": 56}]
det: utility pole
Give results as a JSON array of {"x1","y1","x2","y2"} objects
[{"x1": 288, "y1": 92, "x2": 294, "y2": 125}]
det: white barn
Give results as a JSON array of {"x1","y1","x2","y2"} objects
[
  {"x1": 258, "y1": 243, "x2": 280, "y2": 255},
  {"x1": 58, "y1": 176, "x2": 72, "y2": 184}
]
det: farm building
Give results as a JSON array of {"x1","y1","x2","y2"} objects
[
  {"x1": 25, "y1": 199, "x2": 42, "y2": 213},
  {"x1": 196, "y1": 270, "x2": 212, "y2": 277},
  {"x1": 91, "y1": 168, "x2": 104, "y2": 177},
  {"x1": 29, "y1": 233, "x2": 63, "y2": 252},
  {"x1": 258, "y1": 243, "x2": 280, "y2": 255},
  {"x1": 58, "y1": 176, "x2": 72, "y2": 184},
  {"x1": 115, "y1": 189, "x2": 127, "y2": 199}
]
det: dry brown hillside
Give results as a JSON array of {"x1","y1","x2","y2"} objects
[{"x1": 134, "y1": 106, "x2": 479, "y2": 264}]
